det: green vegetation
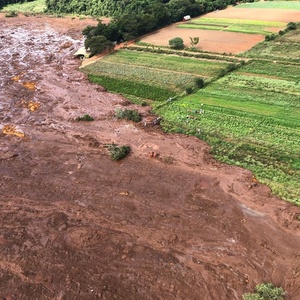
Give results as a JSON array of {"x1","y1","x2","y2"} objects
[
  {"x1": 76, "y1": 114, "x2": 94, "y2": 122},
  {"x1": 106, "y1": 144, "x2": 131, "y2": 161},
  {"x1": 178, "y1": 18, "x2": 286, "y2": 35},
  {"x1": 156, "y1": 59, "x2": 300, "y2": 203},
  {"x1": 1, "y1": 0, "x2": 46, "y2": 13},
  {"x1": 44, "y1": 0, "x2": 238, "y2": 18},
  {"x1": 115, "y1": 108, "x2": 142, "y2": 123},
  {"x1": 237, "y1": 1, "x2": 300, "y2": 10},
  {"x1": 82, "y1": 50, "x2": 232, "y2": 100},
  {"x1": 243, "y1": 282, "x2": 285, "y2": 300},
  {"x1": 241, "y1": 23, "x2": 300, "y2": 62},
  {"x1": 169, "y1": 37, "x2": 185, "y2": 50}
]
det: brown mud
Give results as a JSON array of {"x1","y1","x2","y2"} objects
[{"x1": 0, "y1": 14, "x2": 300, "y2": 300}]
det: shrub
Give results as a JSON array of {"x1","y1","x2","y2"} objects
[
  {"x1": 115, "y1": 108, "x2": 141, "y2": 122},
  {"x1": 195, "y1": 77, "x2": 205, "y2": 88},
  {"x1": 107, "y1": 144, "x2": 131, "y2": 161},
  {"x1": 185, "y1": 87, "x2": 193, "y2": 94},
  {"x1": 265, "y1": 34, "x2": 276, "y2": 41},
  {"x1": 287, "y1": 22, "x2": 297, "y2": 31},
  {"x1": 76, "y1": 114, "x2": 94, "y2": 121},
  {"x1": 169, "y1": 37, "x2": 184, "y2": 50},
  {"x1": 243, "y1": 283, "x2": 285, "y2": 300},
  {"x1": 5, "y1": 11, "x2": 18, "y2": 17}
]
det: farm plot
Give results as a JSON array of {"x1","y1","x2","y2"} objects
[
  {"x1": 178, "y1": 18, "x2": 285, "y2": 35},
  {"x1": 82, "y1": 50, "x2": 230, "y2": 101},
  {"x1": 156, "y1": 61, "x2": 300, "y2": 203},
  {"x1": 241, "y1": 27, "x2": 300, "y2": 62},
  {"x1": 236, "y1": 1, "x2": 300, "y2": 10}
]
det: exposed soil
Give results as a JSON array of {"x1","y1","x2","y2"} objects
[
  {"x1": 140, "y1": 6, "x2": 300, "y2": 54},
  {"x1": 140, "y1": 26, "x2": 264, "y2": 54},
  {"x1": 1, "y1": 13, "x2": 300, "y2": 300}
]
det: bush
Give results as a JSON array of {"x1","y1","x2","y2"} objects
[
  {"x1": 5, "y1": 11, "x2": 18, "y2": 17},
  {"x1": 107, "y1": 144, "x2": 131, "y2": 161},
  {"x1": 115, "y1": 108, "x2": 141, "y2": 122},
  {"x1": 169, "y1": 37, "x2": 184, "y2": 50},
  {"x1": 265, "y1": 34, "x2": 276, "y2": 41},
  {"x1": 195, "y1": 77, "x2": 205, "y2": 88},
  {"x1": 76, "y1": 114, "x2": 94, "y2": 121},
  {"x1": 287, "y1": 22, "x2": 297, "y2": 31},
  {"x1": 243, "y1": 283, "x2": 285, "y2": 300},
  {"x1": 185, "y1": 87, "x2": 193, "y2": 94}
]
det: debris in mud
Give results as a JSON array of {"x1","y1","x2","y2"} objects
[
  {"x1": 22, "y1": 81, "x2": 36, "y2": 90},
  {"x1": 2, "y1": 124, "x2": 25, "y2": 138},
  {"x1": 16, "y1": 100, "x2": 41, "y2": 112}
]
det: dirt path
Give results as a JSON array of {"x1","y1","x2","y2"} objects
[{"x1": 1, "y1": 14, "x2": 300, "y2": 300}]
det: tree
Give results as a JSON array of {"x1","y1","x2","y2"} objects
[
  {"x1": 169, "y1": 37, "x2": 184, "y2": 50},
  {"x1": 84, "y1": 36, "x2": 114, "y2": 56},
  {"x1": 189, "y1": 36, "x2": 199, "y2": 48},
  {"x1": 243, "y1": 283, "x2": 285, "y2": 300}
]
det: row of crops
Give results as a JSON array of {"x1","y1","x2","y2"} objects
[{"x1": 178, "y1": 18, "x2": 285, "y2": 35}]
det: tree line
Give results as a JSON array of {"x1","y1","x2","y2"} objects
[{"x1": 45, "y1": 0, "x2": 240, "y2": 21}]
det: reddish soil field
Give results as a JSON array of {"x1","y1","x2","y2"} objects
[
  {"x1": 140, "y1": 6, "x2": 300, "y2": 54},
  {"x1": 1, "y1": 13, "x2": 300, "y2": 300},
  {"x1": 140, "y1": 26, "x2": 264, "y2": 54}
]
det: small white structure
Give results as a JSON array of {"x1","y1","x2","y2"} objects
[
  {"x1": 73, "y1": 47, "x2": 91, "y2": 59},
  {"x1": 183, "y1": 15, "x2": 191, "y2": 21}
]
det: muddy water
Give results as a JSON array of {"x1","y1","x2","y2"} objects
[{"x1": 0, "y1": 25, "x2": 82, "y2": 124}]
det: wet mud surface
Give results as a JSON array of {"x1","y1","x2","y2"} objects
[{"x1": 1, "y1": 14, "x2": 300, "y2": 299}]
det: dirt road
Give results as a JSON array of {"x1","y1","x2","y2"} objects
[{"x1": 1, "y1": 14, "x2": 300, "y2": 299}]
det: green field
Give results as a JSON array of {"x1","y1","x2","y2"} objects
[
  {"x1": 178, "y1": 18, "x2": 286, "y2": 35},
  {"x1": 155, "y1": 56, "x2": 300, "y2": 203},
  {"x1": 237, "y1": 1, "x2": 300, "y2": 10},
  {"x1": 82, "y1": 50, "x2": 231, "y2": 99}
]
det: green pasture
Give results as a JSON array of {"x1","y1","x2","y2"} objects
[
  {"x1": 1, "y1": 0, "x2": 46, "y2": 13},
  {"x1": 178, "y1": 18, "x2": 285, "y2": 35},
  {"x1": 236, "y1": 1, "x2": 300, "y2": 10},
  {"x1": 154, "y1": 60, "x2": 300, "y2": 203}
]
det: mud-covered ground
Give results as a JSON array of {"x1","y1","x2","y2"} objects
[{"x1": 1, "y1": 14, "x2": 300, "y2": 300}]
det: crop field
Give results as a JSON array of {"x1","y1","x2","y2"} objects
[
  {"x1": 236, "y1": 1, "x2": 300, "y2": 10},
  {"x1": 178, "y1": 18, "x2": 285, "y2": 35},
  {"x1": 241, "y1": 29, "x2": 300, "y2": 62},
  {"x1": 155, "y1": 59, "x2": 300, "y2": 203},
  {"x1": 82, "y1": 50, "x2": 231, "y2": 100}
]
